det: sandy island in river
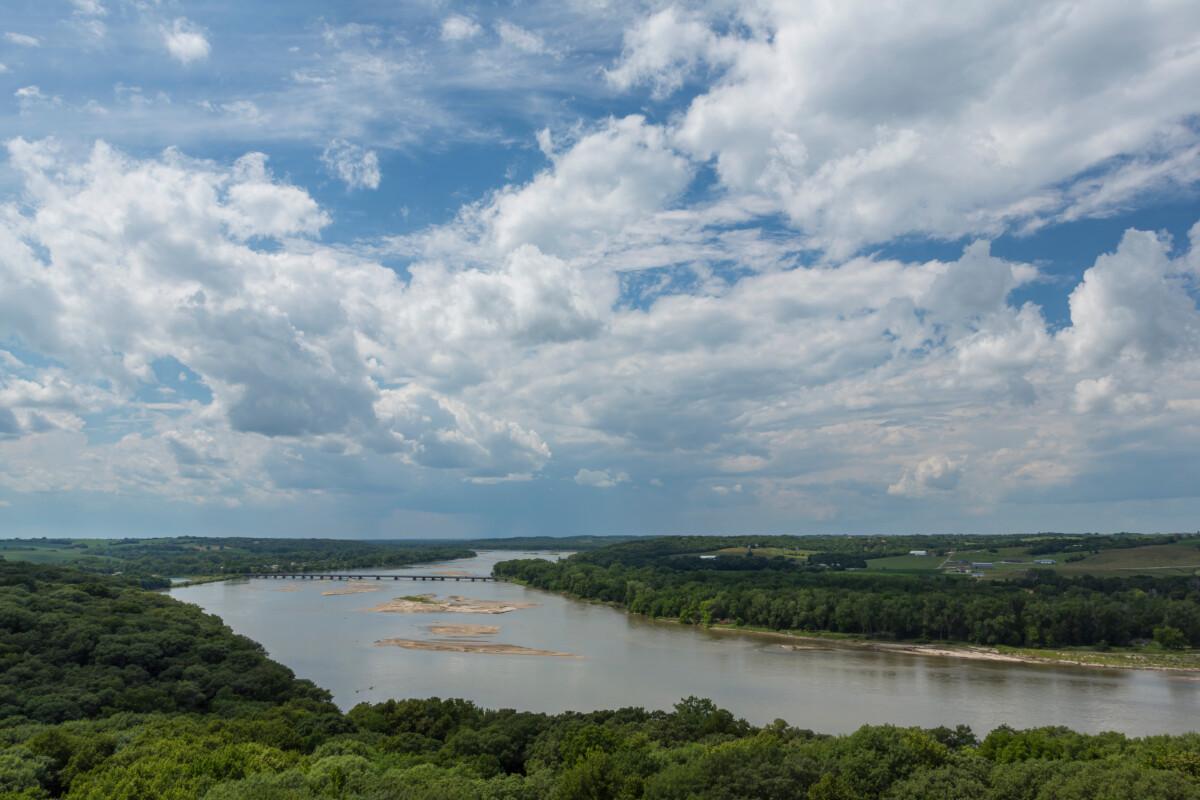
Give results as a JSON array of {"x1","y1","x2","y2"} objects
[
  {"x1": 322, "y1": 582, "x2": 384, "y2": 596},
  {"x1": 376, "y1": 638, "x2": 574, "y2": 657},
  {"x1": 369, "y1": 594, "x2": 536, "y2": 614},
  {"x1": 428, "y1": 624, "x2": 499, "y2": 635}
]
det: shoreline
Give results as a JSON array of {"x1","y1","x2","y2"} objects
[
  {"x1": 699, "y1": 623, "x2": 1200, "y2": 673},
  {"x1": 500, "y1": 578, "x2": 1200, "y2": 674}
]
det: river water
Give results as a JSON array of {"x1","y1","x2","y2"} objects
[{"x1": 171, "y1": 550, "x2": 1200, "y2": 736}]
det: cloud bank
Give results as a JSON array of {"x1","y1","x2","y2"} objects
[{"x1": 1, "y1": 0, "x2": 1200, "y2": 536}]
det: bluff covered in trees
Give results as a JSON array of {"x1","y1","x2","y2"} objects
[
  {"x1": 0, "y1": 537, "x2": 475, "y2": 588},
  {"x1": 493, "y1": 539, "x2": 1200, "y2": 649},
  {"x1": 3, "y1": 561, "x2": 1200, "y2": 798}
]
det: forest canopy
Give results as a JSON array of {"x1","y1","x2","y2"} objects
[
  {"x1": 0, "y1": 538, "x2": 476, "y2": 588},
  {"x1": 2, "y1": 559, "x2": 1199, "y2": 798},
  {"x1": 493, "y1": 538, "x2": 1200, "y2": 650}
]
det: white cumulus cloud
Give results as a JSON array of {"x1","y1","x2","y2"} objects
[
  {"x1": 4, "y1": 32, "x2": 40, "y2": 47},
  {"x1": 441, "y1": 15, "x2": 482, "y2": 42},
  {"x1": 163, "y1": 18, "x2": 211, "y2": 65},
  {"x1": 496, "y1": 21, "x2": 550, "y2": 55},
  {"x1": 575, "y1": 468, "x2": 629, "y2": 488},
  {"x1": 321, "y1": 139, "x2": 382, "y2": 190},
  {"x1": 888, "y1": 456, "x2": 964, "y2": 497},
  {"x1": 611, "y1": 1, "x2": 1200, "y2": 256}
]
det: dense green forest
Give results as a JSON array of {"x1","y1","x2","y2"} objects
[
  {"x1": 493, "y1": 538, "x2": 1200, "y2": 649},
  {"x1": 3, "y1": 561, "x2": 1200, "y2": 799},
  {"x1": 0, "y1": 538, "x2": 475, "y2": 588}
]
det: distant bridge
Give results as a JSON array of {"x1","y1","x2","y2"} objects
[{"x1": 237, "y1": 573, "x2": 497, "y2": 582}]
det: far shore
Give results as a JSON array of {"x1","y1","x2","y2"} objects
[
  {"x1": 499, "y1": 579, "x2": 1200, "y2": 674},
  {"x1": 700, "y1": 623, "x2": 1200, "y2": 673}
]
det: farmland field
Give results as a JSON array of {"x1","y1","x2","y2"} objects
[
  {"x1": 1054, "y1": 541, "x2": 1200, "y2": 576},
  {"x1": 711, "y1": 546, "x2": 814, "y2": 560},
  {"x1": 0, "y1": 541, "x2": 112, "y2": 564},
  {"x1": 863, "y1": 553, "x2": 944, "y2": 572},
  {"x1": 861, "y1": 539, "x2": 1200, "y2": 579}
]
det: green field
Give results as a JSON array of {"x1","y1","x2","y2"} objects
[
  {"x1": 0, "y1": 540, "x2": 114, "y2": 564},
  {"x1": 858, "y1": 539, "x2": 1200, "y2": 580},
  {"x1": 1055, "y1": 541, "x2": 1200, "y2": 576},
  {"x1": 863, "y1": 553, "x2": 944, "y2": 573},
  {"x1": 711, "y1": 546, "x2": 815, "y2": 560}
]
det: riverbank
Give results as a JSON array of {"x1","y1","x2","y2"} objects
[
  {"x1": 163, "y1": 574, "x2": 229, "y2": 588},
  {"x1": 703, "y1": 623, "x2": 1200, "y2": 672},
  {"x1": 501, "y1": 578, "x2": 1200, "y2": 673}
]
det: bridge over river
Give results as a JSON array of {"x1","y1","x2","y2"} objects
[{"x1": 238, "y1": 573, "x2": 497, "y2": 582}]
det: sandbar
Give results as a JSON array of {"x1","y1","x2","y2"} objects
[
  {"x1": 369, "y1": 593, "x2": 536, "y2": 614},
  {"x1": 375, "y1": 638, "x2": 574, "y2": 657},
  {"x1": 428, "y1": 624, "x2": 500, "y2": 635}
]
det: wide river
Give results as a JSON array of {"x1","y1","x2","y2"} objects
[{"x1": 172, "y1": 550, "x2": 1200, "y2": 736}]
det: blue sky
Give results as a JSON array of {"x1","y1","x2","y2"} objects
[{"x1": 1, "y1": 1, "x2": 1199, "y2": 538}]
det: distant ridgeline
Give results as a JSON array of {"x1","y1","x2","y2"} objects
[
  {"x1": 3, "y1": 560, "x2": 1200, "y2": 799},
  {"x1": 493, "y1": 534, "x2": 1200, "y2": 650},
  {"x1": 452, "y1": 535, "x2": 645, "y2": 551},
  {"x1": 0, "y1": 537, "x2": 476, "y2": 588}
]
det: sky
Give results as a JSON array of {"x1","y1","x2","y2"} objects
[{"x1": 1, "y1": 1, "x2": 1199, "y2": 539}]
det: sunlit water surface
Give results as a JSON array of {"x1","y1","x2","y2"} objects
[{"x1": 172, "y1": 550, "x2": 1200, "y2": 735}]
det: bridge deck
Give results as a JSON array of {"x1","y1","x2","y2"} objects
[{"x1": 237, "y1": 573, "x2": 496, "y2": 582}]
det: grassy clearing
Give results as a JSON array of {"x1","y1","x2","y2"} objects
[
  {"x1": 928, "y1": 540, "x2": 1200, "y2": 580},
  {"x1": 711, "y1": 546, "x2": 814, "y2": 560},
  {"x1": 1054, "y1": 541, "x2": 1200, "y2": 576},
  {"x1": 863, "y1": 554, "x2": 943, "y2": 573},
  {"x1": 996, "y1": 644, "x2": 1200, "y2": 671},
  {"x1": 0, "y1": 542, "x2": 115, "y2": 565}
]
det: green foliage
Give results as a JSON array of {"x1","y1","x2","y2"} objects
[
  {"x1": 494, "y1": 538, "x2": 1200, "y2": 649},
  {"x1": 1156, "y1": 625, "x2": 1190, "y2": 650},
  {"x1": 6, "y1": 560, "x2": 1200, "y2": 800},
  {"x1": 0, "y1": 562, "x2": 331, "y2": 726},
  {"x1": 0, "y1": 536, "x2": 476, "y2": 584}
]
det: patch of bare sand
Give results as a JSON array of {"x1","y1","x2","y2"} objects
[
  {"x1": 369, "y1": 594, "x2": 536, "y2": 614},
  {"x1": 375, "y1": 638, "x2": 574, "y2": 657},
  {"x1": 322, "y1": 582, "x2": 385, "y2": 596},
  {"x1": 275, "y1": 584, "x2": 302, "y2": 593},
  {"x1": 428, "y1": 624, "x2": 499, "y2": 635}
]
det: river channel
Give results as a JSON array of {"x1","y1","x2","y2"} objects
[{"x1": 171, "y1": 550, "x2": 1200, "y2": 735}]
